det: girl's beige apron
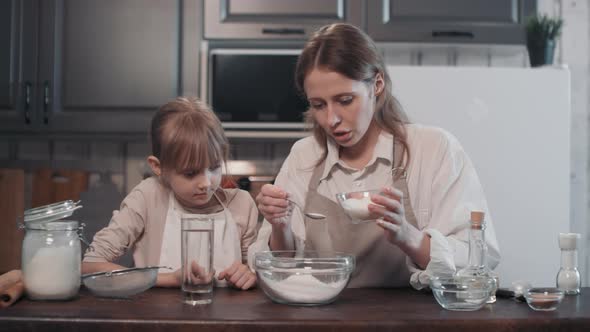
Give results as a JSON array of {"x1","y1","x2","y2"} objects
[
  {"x1": 304, "y1": 141, "x2": 419, "y2": 288},
  {"x1": 159, "y1": 193, "x2": 242, "y2": 287}
]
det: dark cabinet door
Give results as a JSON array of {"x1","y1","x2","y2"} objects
[
  {"x1": 0, "y1": 0, "x2": 38, "y2": 133},
  {"x1": 367, "y1": 0, "x2": 536, "y2": 44},
  {"x1": 204, "y1": 0, "x2": 363, "y2": 39},
  {"x1": 36, "y1": 0, "x2": 200, "y2": 134}
]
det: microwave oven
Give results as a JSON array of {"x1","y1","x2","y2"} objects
[{"x1": 201, "y1": 48, "x2": 309, "y2": 132}]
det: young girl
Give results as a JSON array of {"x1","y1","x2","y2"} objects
[{"x1": 82, "y1": 97, "x2": 258, "y2": 290}]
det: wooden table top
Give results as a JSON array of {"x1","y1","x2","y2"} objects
[{"x1": 1, "y1": 287, "x2": 589, "y2": 332}]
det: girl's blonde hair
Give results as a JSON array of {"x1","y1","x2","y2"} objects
[
  {"x1": 150, "y1": 97, "x2": 229, "y2": 174},
  {"x1": 295, "y1": 23, "x2": 410, "y2": 169}
]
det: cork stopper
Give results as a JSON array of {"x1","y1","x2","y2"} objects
[{"x1": 470, "y1": 211, "x2": 485, "y2": 228}]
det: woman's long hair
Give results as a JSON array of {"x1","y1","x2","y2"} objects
[{"x1": 295, "y1": 23, "x2": 410, "y2": 169}]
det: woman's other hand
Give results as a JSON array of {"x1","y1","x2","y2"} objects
[
  {"x1": 369, "y1": 187, "x2": 430, "y2": 269},
  {"x1": 368, "y1": 187, "x2": 413, "y2": 246},
  {"x1": 218, "y1": 261, "x2": 257, "y2": 290},
  {"x1": 256, "y1": 184, "x2": 291, "y2": 226}
]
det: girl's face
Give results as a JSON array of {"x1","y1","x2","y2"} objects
[
  {"x1": 304, "y1": 68, "x2": 383, "y2": 147},
  {"x1": 164, "y1": 164, "x2": 222, "y2": 209}
]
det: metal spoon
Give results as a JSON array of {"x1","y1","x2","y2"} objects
[{"x1": 287, "y1": 198, "x2": 326, "y2": 220}]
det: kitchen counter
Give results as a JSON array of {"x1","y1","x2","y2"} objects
[{"x1": 1, "y1": 287, "x2": 589, "y2": 332}]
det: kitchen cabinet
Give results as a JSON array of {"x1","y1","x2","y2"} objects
[
  {"x1": 367, "y1": 0, "x2": 536, "y2": 44},
  {"x1": 0, "y1": 0, "x2": 38, "y2": 133},
  {"x1": 204, "y1": 0, "x2": 363, "y2": 39},
  {"x1": 0, "y1": 0, "x2": 201, "y2": 135}
]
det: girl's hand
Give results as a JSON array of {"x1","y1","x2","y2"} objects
[
  {"x1": 218, "y1": 261, "x2": 257, "y2": 290},
  {"x1": 156, "y1": 268, "x2": 182, "y2": 287},
  {"x1": 157, "y1": 262, "x2": 214, "y2": 288},
  {"x1": 256, "y1": 184, "x2": 291, "y2": 226}
]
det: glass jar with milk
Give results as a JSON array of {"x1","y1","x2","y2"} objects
[{"x1": 20, "y1": 200, "x2": 85, "y2": 300}]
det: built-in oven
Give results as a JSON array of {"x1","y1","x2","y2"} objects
[{"x1": 200, "y1": 44, "x2": 310, "y2": 137}]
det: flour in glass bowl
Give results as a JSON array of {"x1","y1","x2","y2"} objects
[
  {"x1": 341, "y1": 196, "x2": 373, "y2": 220},
  {"x1": 262, "y1": 274, "x2": 348, "y2": 304}
]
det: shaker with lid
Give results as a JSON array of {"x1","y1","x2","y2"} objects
[
  {"x1": 556, "y1": 233, "x2": 581, "y2": 295},
  {"x1": 20, "y1": 200, "x2": 86, "y2": 300}
]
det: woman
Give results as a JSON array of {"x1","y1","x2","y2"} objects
[{"x1": 249, "y1": 23, "x2": 500, "y2": 289}]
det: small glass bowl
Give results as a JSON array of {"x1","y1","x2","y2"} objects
[
  {"x1": 82, "y1": 266, "x2": 161, "y2": 298},
  {"x1": 430, "y1": 276, "x2": 496, "y2": 311},
  {"x1": 254, "y1": 251, "x2": 355, "y2": 306},
  {"x1": 335, "y1": 189, "x2": 382, "y2": 224},
  {"x1": 524, "y1": 288, "x2": 564, "y2": 311}
]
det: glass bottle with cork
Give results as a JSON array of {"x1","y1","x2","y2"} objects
[
  {"x1": 556, "y1": 233, "x2": 581, "y2": 295},
  {"x1": 456, "y1": 210, "x2": 498, "y2": 303}
]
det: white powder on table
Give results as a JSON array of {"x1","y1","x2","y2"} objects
[
  {"x1": 23, "y1": 246, "x2": 80, "y2": 299},
  {"x1": 262, "y1": 274, "x2": 347, "y2": 304}
]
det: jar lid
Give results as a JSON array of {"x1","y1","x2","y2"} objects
[{"x1": 24, "y1": 200, "x2": 83, "y2": 224}]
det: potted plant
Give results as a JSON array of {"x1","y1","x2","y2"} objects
[{"x1": 525, "y1": 14, "x2": 564, "y2": 67}]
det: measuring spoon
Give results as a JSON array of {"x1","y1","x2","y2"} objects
[{"x1": 287, "y1": 198, "x2": 326, "y2": 220}]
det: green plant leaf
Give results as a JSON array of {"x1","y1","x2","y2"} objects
[{"x1": 525, "y1": 14, "x2": 563, "y2": 41}]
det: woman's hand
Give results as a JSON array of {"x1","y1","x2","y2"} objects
[
  {"x1": 368, "y1": 186, "x2": 430, "y2": 269},
  {"x1": 368, "y1": 187, "x2": 414, "y2": 246},
  {"x1": 256, "y1": 184, "x2": 291, "y2": 226},
  {"x1": 218, "y1": 261, "x2": 257, "y2": 290}
]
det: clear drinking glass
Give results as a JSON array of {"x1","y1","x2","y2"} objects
[{"x1": 181, "y1": 214, "x2": 214, "y2": 305}]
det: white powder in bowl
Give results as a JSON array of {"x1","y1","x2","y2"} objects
[
  {"x1": 23, "y1": 246, "x2": 80, "y2": 300},
  {"x1": 262, "y1": 274, "x2": 347, "y2": 304},
  {"x1": 341, "y1": 196, "x2": 373, "y2": 220}
]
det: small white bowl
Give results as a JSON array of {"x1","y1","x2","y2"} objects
[{"x1": 335, "y1": 190, "x2": 382, "y2": 224}]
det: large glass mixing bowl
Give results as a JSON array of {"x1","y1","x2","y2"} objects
[{"x1": 254, "y1": 251, "x2": 355, "y2": 306}]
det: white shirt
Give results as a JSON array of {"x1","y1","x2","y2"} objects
[{"x1": 249, "y1": 124, "x2": 501, "y2": 288}]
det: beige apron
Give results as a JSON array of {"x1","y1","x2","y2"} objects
[
  {"x1": 304, "y1": 140, "x2": 419, "y2": 288},
  {"x1": 158, "y1": 193, "x2": 242, "y2": 287}
]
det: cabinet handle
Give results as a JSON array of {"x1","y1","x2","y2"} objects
[
  {"x1": 24, "y1": 81, "x2": 31, "y2": 124},
  {"x1": 432, "y1": 30, "x2": 474, "y2": 39},
  {"x1": 262, "y1": 28, "x2": 305, "y2": 35},
  {"x1": 43, "y1": 81, "x2": 50, "y2": 124}
]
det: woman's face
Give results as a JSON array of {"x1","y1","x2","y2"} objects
[
  {"x1": 164, "y1": 164, "x2": 222, "y2": 208},
  {"x1": 304, "y1": 68, "x2": 381, "y2": 147}
]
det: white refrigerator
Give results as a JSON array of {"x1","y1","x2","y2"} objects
[{"x1": 388, "y1": 65, "x2": 571, "y2": 288}]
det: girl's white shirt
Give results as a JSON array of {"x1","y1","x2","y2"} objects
[
  {"x1": 248, "y1": 123, "x2": 500, "y2": 289},
  {"x1": 159, "y1": 192, "x2": 242, "y2": 287}
]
